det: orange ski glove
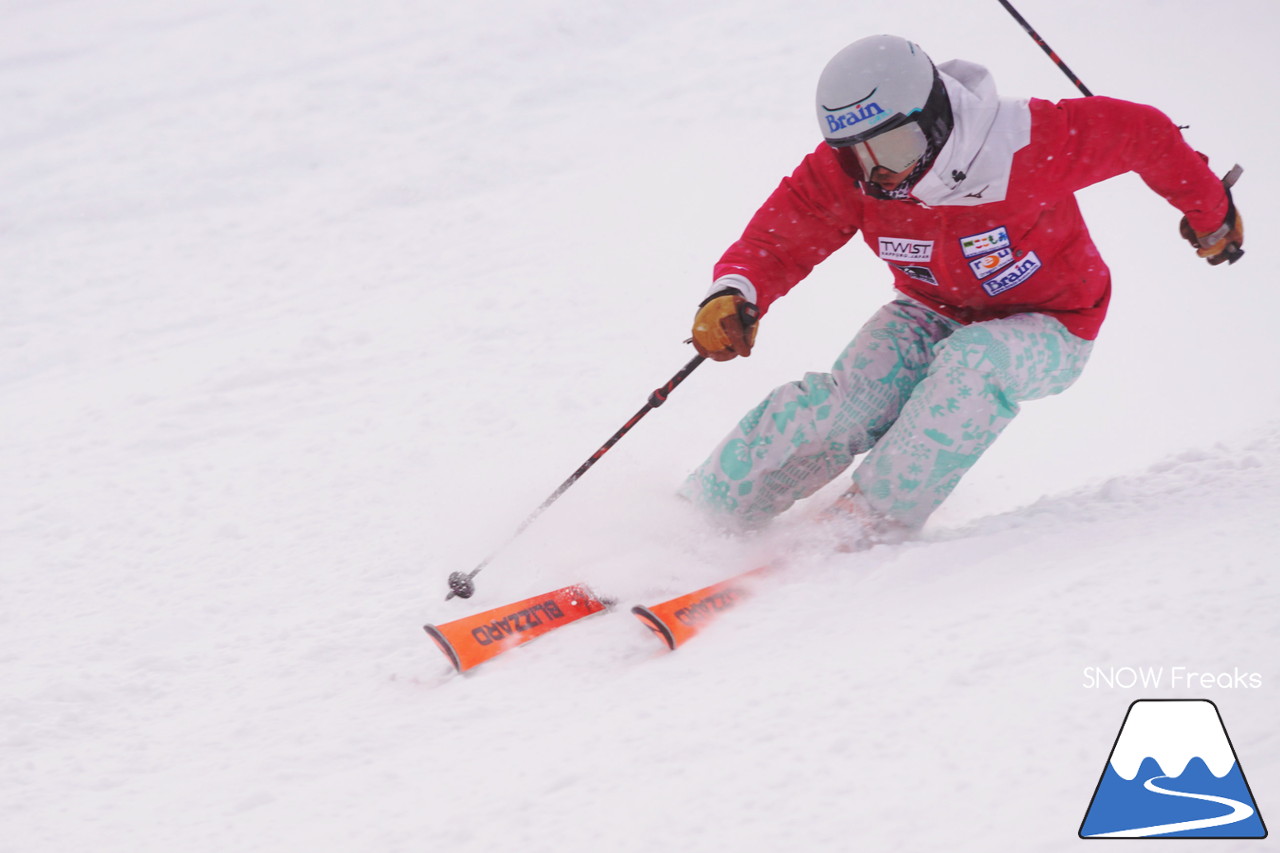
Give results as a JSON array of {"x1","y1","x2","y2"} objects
[
  {"x1": 1180, "y1": 168, "x2": 1245, "y2": 266},
  {"x1": 691, "y1": 289, "x2": 759, "y2": 361},
  {"x1": 1181, "y1": 206, "x2": 1244, "y2": 265}
]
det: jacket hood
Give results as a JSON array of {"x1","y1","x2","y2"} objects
[{"x1": 910, "y1": 59, "x2": 1032, "y2": 207}]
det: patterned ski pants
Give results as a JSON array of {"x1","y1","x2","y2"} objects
[{"x1": 680, "y1": 297, "x2": 1094, "y2": 530}]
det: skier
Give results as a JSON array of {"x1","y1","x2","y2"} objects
[{"x1": 680, "y1": 34, "x2": 1243, "y2": 549}]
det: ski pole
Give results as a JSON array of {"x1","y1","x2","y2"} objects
[
  {"x1": 445, "y1": 354, "x2": 707, "y2": 601},
  {"x1": 995, "y1": 0, "x2": 1094, "y2": 97},
  {"x1": 996, "y1": 0, "x2": 1244, "y2": 263}
]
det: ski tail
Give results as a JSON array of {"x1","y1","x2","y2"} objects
[
  {"x1": 424, "y1": 583, "x2": 608, "y2": 672},
  {"x1": 631, "y1": 566, "x2": 772, "y2": 650}
]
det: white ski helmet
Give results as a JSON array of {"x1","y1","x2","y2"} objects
[{"x1": 816, "y1": 35, "x2": 953, "y2": 184}]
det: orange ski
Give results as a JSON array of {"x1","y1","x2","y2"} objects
[
  {"x1": 631, "y1": 566, "x2": 772, "y2": 650},
  {"x1": 424, "y1": 584, "x2": 609, "y2": 672}
]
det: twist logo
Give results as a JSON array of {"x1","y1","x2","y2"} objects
[
  {"x1": 1080, "y1": 700, "x2": 1267, "y2": 839},
  {"x1": 878, "y1": 237, "x2": 934, "y2": 263}
]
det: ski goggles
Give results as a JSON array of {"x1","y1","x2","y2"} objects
[{"x1": 831, "y1": 120, "x2": 930, "y2": 177}]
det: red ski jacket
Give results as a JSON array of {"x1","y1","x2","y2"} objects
[{"x1": 713, "y1": 66, "x2": 1229, "y2": 341}]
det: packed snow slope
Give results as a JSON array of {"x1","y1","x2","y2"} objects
[{"x1": 3, "y1": 1, "x2": 1277, "y2": 851}]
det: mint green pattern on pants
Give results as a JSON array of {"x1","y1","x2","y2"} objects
[{"x1": 680, "y1": 298, "x2": 1093, "y2": 530}]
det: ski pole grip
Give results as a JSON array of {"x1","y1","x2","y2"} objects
[{"x1": 1221, "y1": 164, "x2": 1244, "y2": 264}]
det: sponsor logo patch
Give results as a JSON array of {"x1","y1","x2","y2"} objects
[
  {"x1": 879, "y1": 237, "x2": 935, "y2": 263},
  {"x1": 894, "y1": 264, "x2": 939, "y2": 286},
  {"x1": 968, "y1": 247, "x2": 1015, "y2": 279},
  {"x1": 981, "y1": 251, "x2": 1041, "y2": 296},
  {"x1": 960, "y1": 226, "x2": 1011, "y2": 258}
]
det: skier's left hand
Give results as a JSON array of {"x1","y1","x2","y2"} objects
[{"x1": 1181, "y1": 202, "x2": 1244, "y2": 265}]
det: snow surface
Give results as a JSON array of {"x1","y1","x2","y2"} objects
[{"x1": 3, "y1": 1, "x2": 1278, "y2": 851}]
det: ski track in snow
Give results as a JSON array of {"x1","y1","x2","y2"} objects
[{"x1": 3, "y1": 1, "x2": 1278, "y2": 851}]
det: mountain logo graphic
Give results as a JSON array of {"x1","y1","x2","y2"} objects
[{"x1": 1080, "y1": 699, "x2": 1267, "y2": 839}]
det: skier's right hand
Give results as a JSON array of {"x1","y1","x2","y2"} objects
[{"x1": 691, "y1": 289, "x2": 759, "y2": 361}]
